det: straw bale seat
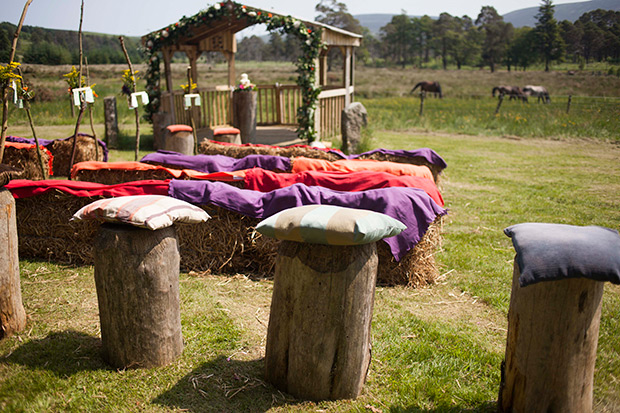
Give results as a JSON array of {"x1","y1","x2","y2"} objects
[
  {"x1": 2, "y1": 142, "x2": 53, "y2": 180},
  {"x1": 10, "y1": 183, "x2": 444, "y2": 286}
]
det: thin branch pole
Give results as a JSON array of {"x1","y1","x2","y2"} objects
[
  {"x1": 119, "y1": 36, "x2": 140, "y2": 161},
  {"x1": 16, "y1": 67, "x2": 46, "y2": 178},
  {"x1": 187, "y1": 66, "x2": 198, "y2": 155},
  {"x1": 0, "y1": 0, "x2": 33, "y2": 164},
  {"x1": 85, "y1": 57, "x2": 99, "y2": 160},
  {"x1": 68, "y1": 0, "x2": 85, "y2": 176}
]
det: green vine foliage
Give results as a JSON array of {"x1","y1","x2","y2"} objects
[{"x1": 142, "y1": 1, "x2": 324, "y2": 142}]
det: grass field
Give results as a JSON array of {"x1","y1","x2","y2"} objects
[{"x1": 1, "y1": 63, "x2": 619, "y2": 411}]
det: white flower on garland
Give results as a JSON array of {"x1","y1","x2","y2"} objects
[
  {"x1": 213, "y1": 3, "x2": 221, "y2": 10},
  {"x1": 306, "y1": 39, "x2": 312, "y2": 46},
  {"x1": 293, "y1": 20, "x2": 301, "y2": 29},
  {"x1": 161, "y1": 30, "x2": 169, "y2": 38},
  {"x1": 248, "y1": 11, "x2": 256, "y2": 17}
]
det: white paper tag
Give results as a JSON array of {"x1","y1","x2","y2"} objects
[
  {"x1": 183, "y1": 93, "x2": 201, "y2": 110},
  {"x1": 72, "y1": 87, "x2": 95, "y2": 106},
  {"x1": 129, "y1": 91, "x2": 149, "y2": 110},
  {"x1": 11, "y1": 81, "x2": 23, "y2": 108}
]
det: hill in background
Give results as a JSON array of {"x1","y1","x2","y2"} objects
[{"x1": 355, "y1": 0, "x2": 620, "y2": 35}]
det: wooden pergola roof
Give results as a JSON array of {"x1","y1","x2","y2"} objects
[{"x1": 142, "y1": 3, "x2": 362, "y2": 49}]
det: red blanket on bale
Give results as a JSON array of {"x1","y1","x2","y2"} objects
[
  {"x1": 243, "y1": 169, "x2": 444, "y2": 207},
  {"x1": 6, "y1": 179, "x2": 170, "y2": 199},
  {"x1": 291, "y1": 157, "x2": 434, "y2": 181}
]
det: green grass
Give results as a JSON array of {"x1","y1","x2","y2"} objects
[
  {"x1": 360, "y1": 96, "x2": 620, "y2": 142},
  {"x1": 1, "y1": 130, "x2": 619, "y2": 411}
]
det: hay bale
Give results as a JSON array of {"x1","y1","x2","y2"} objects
[
  {"x1": 14, "y1": 192, "x2": 442, "y2": 286},
  {"x1": 48, "y1": 134, "x2": 106, "y2": 177},
  {"x1": 15, "y1": 190, "x2": 100, "y2": 265},
  {"x1": 0, "y1": 164, "x2": 25, "y2": 187},
  {"x1": 198, "y1": 140, "x2": 339, "y2": 161},
  {"x1": 74, "y1": 169, "x2": 178, "y2": 185},
  {"x1": 2, "y1": 145, "x2": 52, "y2": 180},
  {"x1": 356, "y1": 152, "x2": 443, "y2": 183}
]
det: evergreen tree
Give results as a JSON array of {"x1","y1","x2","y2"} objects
[
  {"x1": 534, "y1": 0, "x2": 564, "y2": 71},
  {"x1": 380, "y1": 13, "x2": 414, "y2": 68},
  {"x1": 475, "y1": 6, "x2": 513, "y2": 72},
  {"x1": 0, "y1": 28, "x2": 10, "y2": 62}
]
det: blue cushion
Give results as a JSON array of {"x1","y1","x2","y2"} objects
[{"x1": 504, "y1": 223, "x2": 620, "y2": 287}]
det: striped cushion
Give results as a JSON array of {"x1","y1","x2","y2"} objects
[
  {"x1": 256, "y1": 205, "x2": 406, "y2": 245},
  {"x1": 72, "y1": 195, "x2": 210, "y2": 230}
]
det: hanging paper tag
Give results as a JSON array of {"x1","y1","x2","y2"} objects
[
  {"x1": 129, "y1": 91, "x2": 149, "y2": 110},
  {"x1": 11, "y1": 81, "x2": 23, "y2": 108},
  {"x1": 183, "y1": 93, "x2": 201, "y2": 110},
  {"x1": 72, "y1": 87, "x2": 95, "y2": 106}
]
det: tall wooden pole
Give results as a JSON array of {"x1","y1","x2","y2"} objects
[
  {"x1": 16, "y1": 67, "x2": 47, "y2": 178},
  {"x1": 68, "y1": 0, "x2": 86, "y2": 176},
  {"x1": 85, "y1": 57, "x2": 99, "y2": 160},
  {"x1": 187, "y1": 66, "x2": 198, "y2": 155},
  {"x1": 119, "y1": 36, "x2": 140, "y2": 161},
  {"x1": 0, "y1": 0, "x2": 33, "y2": 164}
]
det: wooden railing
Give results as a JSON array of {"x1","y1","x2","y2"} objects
[{"x1": 160, "y1": 85, "x2": 351, "y2": 139}]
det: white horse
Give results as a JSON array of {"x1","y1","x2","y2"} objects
[{"x1": 523, "y1": 85, "x2": 550, "y2": 104}]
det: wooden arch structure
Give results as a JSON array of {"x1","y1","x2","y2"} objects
[{"x1": 143, "y1": 1, "x2": 362, "y2": 144}]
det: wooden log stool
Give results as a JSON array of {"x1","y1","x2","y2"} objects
[
  {"x1": 0, "y1": 185, "x2": 27, "y2": 339},
  {"x1": 256, "y1": 205, "x2": 406, "y2": 400},
  {"x1": 212, "y1": 126, "x2": 241, "y2": 144},
  {"x1": 163, "y1": 124, "x2": 194, "y2": 155},
  {"x1": 499, "y1": 223, "x2": 620, "y2": 413},
  {"x1": 72, "y1": 195, "x2": 210, "y2": 368}
]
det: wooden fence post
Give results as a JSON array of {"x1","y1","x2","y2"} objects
[
  {"x1": 566, "y1": 95, "x2": 572, "y2": 114},
  {"x1": 104, "y1": 96, "x2": 118, "y2": 148},
  {"x1": 419, "y1": 91, "x2": 425, "y2": 116}
]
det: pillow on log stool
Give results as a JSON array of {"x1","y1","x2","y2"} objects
[
  {"x1": 213, "y1": 127, "x2": 240, "y2": 137},
  {"x1": 72, "y1": 195, "x2": 210, "y2": 230},
  {"x1": 256, "y1": 204, "x2": 406, "y2": 245},
  {"x1": 166, "y1": 125, "x2": 193, "y2": 134},
  {"x1": 504, "y1": 223, "x2": 620, "y2": 287}
]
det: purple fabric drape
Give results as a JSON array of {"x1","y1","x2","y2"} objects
[
  {"x1": 141, "y1": 150, "x2": 291, "y2": 173},
  {"x1": 169, "y1": 180, "x2": 446, "y2": 261}
]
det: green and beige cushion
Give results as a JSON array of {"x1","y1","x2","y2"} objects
[{"x1": 256, "y1": 204, "x2": 406, "y2": 245}]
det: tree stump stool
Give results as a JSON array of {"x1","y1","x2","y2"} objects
[
  {"x1": 265, "y1": 241, "x2": 378, "y2": 400},
  {"x1": 163, "y1": 124, "x2": 194, "y2": 155},
  {"x1": 94, "y1": 223, "x2": 183, "y2": 369},
  {"x1": 0, "y1": 188, "x2": 26, "y2": 339},
  {"x1": 213, "y1": 127, "x2": 241, "y2": 144},
  {"x1": 499, "y1": 223, "x2": 620, "y2": 413}
]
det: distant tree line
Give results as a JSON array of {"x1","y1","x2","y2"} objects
[
  {"x1": 2, "y1": 0, "x2": 618, "y2": 72},
  {"x1": 236, "y1": 1, "x2": 620, "y2": 72},
  {"x1": 0, "y1": 22, "x2": 143, "y2": 65}
]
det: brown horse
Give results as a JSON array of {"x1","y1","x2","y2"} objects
[
  {"x1": 492, "y1": 86, "x2": 528, "y2": 102},
  {"x1": 410, "y1": 81, "x2": 443, "y2": 98}
]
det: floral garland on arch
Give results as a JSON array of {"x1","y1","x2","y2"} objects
[{"x1": 143, "y1": 1, "x2": 324, "y2": 143}]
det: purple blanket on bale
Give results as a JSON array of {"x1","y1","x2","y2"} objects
[
  {"x1": 7, "y1": 134, "x2": 109, "y2": 162},
  {"x1": 334, "y1": 148, "x2": 448, "y2": 171},
  {"x1": 141, "y1": 150, "x2": 291, "y2": 173},
  {"x1": 168, "y1": 180, "x2": 447, "y2": 261}
]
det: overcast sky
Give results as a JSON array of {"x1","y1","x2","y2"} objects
[{"x1": 5, "y1": 0, "x2": 581, "y2": 37}]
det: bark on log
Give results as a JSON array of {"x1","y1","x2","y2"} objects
[
  {"x1": 265, "y1": 241, "x2": 378, "y2": 401},
  {"x1": 498, "y1": 261, "x2": 604, "y2": 413},
  {"x1": 103, "y1": 96, "x2": 119, "y2": 149},
  {"x1": 94, "y1": 223, "x2": 183, "y2": 368},
  {"x1": 232, "y1": 90, "x2": 257, "y2": 144},
  {"x1": 163, "y1": 130, "x2": 194, "y2": 156},
  {"x1": 0, "y1": 189, "x2": 26, "y2": 339}
]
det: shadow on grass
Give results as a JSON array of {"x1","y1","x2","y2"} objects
[
  {"x1": 153, "y1": 355, "x2": 301, "y2": 412},
  {"x1": 390, "y1": 401, "x2": 498, "y2": 412},
  {"x1": 1, "y1": 329, "x2": 109, "y2": 376}
]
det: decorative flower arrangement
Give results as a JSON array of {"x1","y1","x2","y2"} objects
[
  {"x1": 0, "y1": 62, "x2": 22, "y2": 86},
  {"x1": 63, "y1": 66, "x2": 85, "y2": 92},
  {"x1": 142, "y1": 1, "x2": 324, "y2": 142},
  {"x1": 235, "y1": 73, "x2": 255, "y2": 91},
  {"x1": 121, "y1": 69, "x2": 139, "y2": 96},
  {"x1": 180, "y1": 81, "x2": 197, "y2": 94}
]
